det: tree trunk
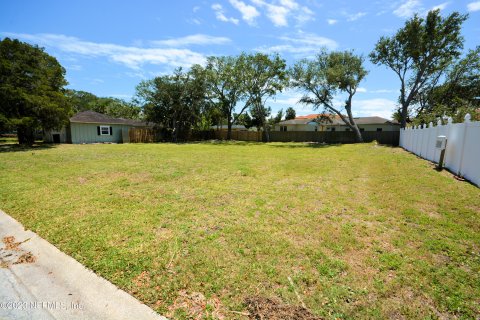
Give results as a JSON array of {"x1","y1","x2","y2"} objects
[
  {"x1": 263, "y1": 123, "x2": 270, "y2": 142},
  {"x1": 400, "y1": 103, "x2": 408, "y2": 128},
  {"x1": 17, "y1": 125, "x2": 35, "y2": 145},
  {"x1": 172, "y1": 117, "x2": 178, "y2": 143},
  {"x1": 227, "y1": 114, "x2": 232, "y2": 140},
  {"x1": 345, "y1": 100, "x2": 363, "y2": 143}
]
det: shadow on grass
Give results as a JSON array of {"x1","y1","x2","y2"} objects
[
  {"x1": 267, "y1": 142, "x2": 342, "y2": 149},
  {"x1": 0, "y1": 142, "x2": 57, "y2": 153},
  {"x1": 189, "y1": 140, "x2": 345, "y2": 149}
]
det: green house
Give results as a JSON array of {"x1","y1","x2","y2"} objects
[{"x1": 44, "y1": 111, "x2": 150, "y2": 144}]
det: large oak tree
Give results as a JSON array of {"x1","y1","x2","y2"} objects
[
  {"x1": 370, "y1": 10, "x2": 468, "y2": 127},
  {"x1": 0, "y1": 38, "x2": 71, "y2": 144},
  {"x1": 290, "y1": 50, "x2": 367, "y2": 142}
]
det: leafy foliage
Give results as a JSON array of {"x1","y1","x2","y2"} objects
[
  {"x1": 290, "y1": 50, "x2": 367, "y2": 142},
  {"x1": 242, "y1": 53, "x2": 288, "y2": 141},
  {"x1": 285, "y1": 107, "x2": 296, "y2": 120},
  {"x1": 205, "y1": 54, "x2": 248, "y2": 139},
  {"x1": 370, "y1": 10, "x2": 468, "y2": 127},
  {"x1": 135, "y1": 67, "x2": 210, "y2": 142},
  {"x1": 0, "y1": 38, "x2": 70, "y2": 144},
  {"x1": 66, "y1": 89, "x2": 142, "y2": 120},
  {"x1": 205, "y1": 53, "x2": 287, "y2": 140},
  {"x1": 412, "y1": 46, "x2": 480, "y2": 124}
]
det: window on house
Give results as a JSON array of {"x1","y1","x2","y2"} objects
[
  {"x1": 331, "y1": 127, "x2": 336, "y2": 132},
  {"x1": 360, "y1": 128, "x2": 365, "y2": 132},
  {"x1": 314, "y1": 127, "x2": 318, "y2": 132},
  {"x1": 281, "y1": 126, "x2": 287, "y2": 132},
  {"x1": 100, "y1": 125, "x2": 110, "y2": 135},
  {"x1": 345, "y1": 128, "x2": 350, "y2": 131},
  {"x1": 376, "y1": 128, "x2": 383, "y2": 132}
]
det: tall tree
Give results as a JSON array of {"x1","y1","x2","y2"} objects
[
  {"x1": 204, "y1": 54, "x2": 247, "y2": 140},
  {"x1": 290, "y1": 50, "x2": 367, "y2": 142},
  {"x1": 243, "y1": 53, "x2": 288, "y2": 142},
  {"x1": 285, "y1": 107, "x2": 296, "y2": 120},
  {"x1": 65, "y1": 90, "x2": 142, "y2": 120},
  {"x1": 273, "y1": 109, "x2": 284, "y2": 123},
  {"x1": 0, "y1": 38, "x2": 70, "y2": 144},
  {"x1": 135, "y1": 67, "x2": 207, "y2": 142},
  {"x1": 369, "y1": 10, "x2": 468, "y2": 127},
  {"x1": 413, "y1": 46, "x2": 480, "y2": 124}
]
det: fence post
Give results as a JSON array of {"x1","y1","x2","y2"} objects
[{"x1": 456, "y1": 114, "x2": 471, "y2": 177}]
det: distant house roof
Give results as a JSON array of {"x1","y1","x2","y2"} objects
[
  {"x1": 279, "y1": 114, "x2": 398, "y2": 126},
  {"x1": 70, "y1": 111, "x2": 149, "y2": 127},
  {"x1": 279, "y1": 114, "x2": 399, "y2": 126},
  {"x1": 279, "y1": 119, "x2": 318, "y2": 125},
  {"x1": 295, "y1": 114, "x2": 330, "y2": 120},
  {"x1": 352, "y1": 116, "x2": 399, "y2": 125}
]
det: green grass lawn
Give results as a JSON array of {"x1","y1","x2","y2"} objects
[{"x1": 0, "y1": 142, "x2": 479, "y2": 319}]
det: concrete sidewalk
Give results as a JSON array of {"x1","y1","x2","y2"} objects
[{"x1": 0, "y1": 210, "x2": 167, "y2": 320}]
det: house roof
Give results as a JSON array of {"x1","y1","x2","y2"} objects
[
  {"x1": 70, "y1": 111, "x2": 149, "y2": 127},
  {"x1": 279, "y1": 119, "x2": 318, "y2": 125},
  {"x1": 279, "y1": 114, "x2": 399, "y2": 126}
]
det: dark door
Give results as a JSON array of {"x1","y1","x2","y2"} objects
[{"x1": 52, "y1": 134, "x2": 61, "y2": 143}]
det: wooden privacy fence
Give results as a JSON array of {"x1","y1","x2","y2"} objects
[
  {"x1": 128, "y1": 128, "x2": 155, "y2": 143},
  {"x1": 214, "y1": 130, "x2": 263, "y2": 141},
  {"x1": 268, "y1": 131, "x2": 399, "y2": 145},
  {"x1": 128, "y1": 127, "x2": 399, "y2": 145},
  {"x1": 400, "y1": 115, "x2": 480, "y2": 186}
]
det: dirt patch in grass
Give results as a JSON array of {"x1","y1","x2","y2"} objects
[
  {"x1": 167, "y1": 290, "x2": 226, "y2": 319},
  {"x1": 244, "y1": 296, "x2": 322, "y2": 320}
]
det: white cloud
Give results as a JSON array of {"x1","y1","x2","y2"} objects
[
  {"x1": 295, "y1": 6, "x2": 315, "y2": 25},
  {"x1": 3, "y1": 33, "x2": 206, "y2": 70},
  {"x1": 250, "y1": 0, "x2": 314, "y2": 27},
  {"x1": 431, "y1": 2, "x2": 449, "y2": 11},
  {"x1": 151, "y1": 34, "x2": 231, "y2": 47},
  {"x1": 467, "y1": 1, "x2": 480, "y2": 11},
  {"x1": 346, "y1": 12, "x2": 367, "y2": 21},
  {"x1": 353, "y1": 98, "x2": 398, "y2": 119},
  {"x1": 256, "y1": 32, "x2": 338, "y2": 58},
  {"x1": 370, "y1": 89, "x2": 396, "y2": 93},
  {"x1": 229, "y1": 0, "x2": 260, "y2": 25},
  {"x1": 211, "y1": 3, "x2": 240, "y2": 25},
  {"x1": 66, "y1": 64, "x2": 82, "y2": 71},
  {"x1": 356, "y1": 87, "x2": 367, "y2": 93},
  {"x1": 188, "y1": 18, "x2": 202, "y2": 25},
  {"x1": 393, "y1": 0, "x2": 423, "y2": 18},
  {"x1": 327, "y1": 19, "x2": 338, "y2": 25},
  {"x1": 252, "y1": 0, "x2": 290, "y2": 26}
]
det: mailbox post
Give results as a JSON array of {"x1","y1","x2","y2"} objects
[{"x1": 436, "y1": 135, "x2": 447, "y2": 170}]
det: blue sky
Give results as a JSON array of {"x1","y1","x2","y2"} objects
[{"x1": 1, "y1": 0, "x2": 479, "y2": 119}]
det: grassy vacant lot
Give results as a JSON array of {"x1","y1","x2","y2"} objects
[{"x1": 0, "y1": 142, "x2": 479, "y2": 319}]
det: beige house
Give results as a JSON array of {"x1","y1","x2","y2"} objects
[{"x1": 275, "y1": 114, "x2": 400, "y2": 132}]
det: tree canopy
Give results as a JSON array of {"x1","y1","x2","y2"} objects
[
  {"x1": 66, "y1": 89, "x2": 142, "y2": 120},
  {"x1": 370, "y1": 10, "x2": 468, "y2": 127},
  {"x1": 285, "y1": 107, "x2": 296, "y2": 120},
  {"x1": 0, "y1": 38, "x2": 70, "y2": 144},
  {"x1": 412, "y1": 46, "x2": 480, "y2": 124},
  {"x1": 290, "y1": 50, "x2": 367, "y2": 142},
  {"x1": 204, "y1": 54, "x2": 248, "y2": 140},
  {"x1": 135, "y1": 67, "x2": 210, "y2": 142}
]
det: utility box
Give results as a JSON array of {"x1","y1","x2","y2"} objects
[
  {"x1": 436, "y1": 135, "x2": 447, "y2": 170},
  {"x1": 436, "y1": 135, "x2": 447, "y2": 149}
]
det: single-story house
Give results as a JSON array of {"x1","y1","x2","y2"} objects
[
  {"x1": 44, "y1": 111, "x2": 151, "y2": 144},
  {"x1": 275, "y1": 114, "x2": 400, "y2": 132},
  {"x1": 210, "y1": 124, "x2": 249, "y2": 131}
]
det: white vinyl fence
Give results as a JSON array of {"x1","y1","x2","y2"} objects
[{"x1": 399, "y1": 114, "x2": 480, "y2": 187}]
